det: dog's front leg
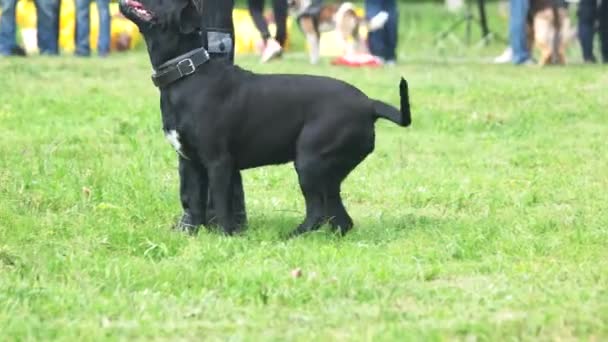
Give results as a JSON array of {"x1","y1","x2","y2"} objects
[
  {"x1": 207, "y1": 158, "x2": 237, "y2": 235},
  {"x1": 306, "y1": 32, "x2": 321, "y2": 64},
  {"x1": 206, "y1": 170, "x2": 247, "y2": 229},
  {"x1": 177, "y1": 157, "x2": 209, "y2": 234},
  {"x1": 299, "y1": 17, "x2": 320, "y2": 64}
]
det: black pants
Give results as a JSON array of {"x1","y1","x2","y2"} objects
[
  {"x1": 201, "y1": 0, "x2": 236, "y2": 62},
  {"x1": 247, "y1": 0, "x2": 288, "y2": 46},
  {"x1": 578, "y1": 0, "x2": 608, "y2": 62}
]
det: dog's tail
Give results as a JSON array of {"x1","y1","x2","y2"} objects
[{"x1": 372, "y1": 78, "x2": 411, "y2": 127}]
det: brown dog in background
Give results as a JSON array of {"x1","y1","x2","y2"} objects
[
  {"x1": 288, "y1": 0, "x2": 389, "y2": 64},
  {"x1": 528, "y1": 0, "x2": 574, "y2": 65}
]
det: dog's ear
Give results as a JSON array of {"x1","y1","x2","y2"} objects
[{"x1": 179, "y1": 0, "x2": 202, "y2": 34}]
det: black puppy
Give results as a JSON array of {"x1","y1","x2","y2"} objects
[{"x1": 119, "y1": 0, "x2": 412, "y2": 237}]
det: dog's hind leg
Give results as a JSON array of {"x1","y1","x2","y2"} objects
[
  {"x1": 231, "y1": 171, "x2": 247, "y2": 228},
  {"x1": 323, "y1": 150, "x2": 370, "y2": 236},
  {"x1": 177, "y1": 157, "x2": 209, "y2": 234},
  {"x1": 557, "y1": 14, "x2": 570, "y2": 65},
  {"x1": 288, "y1": 160, "x2": 326, "y2": 237},
  {"x1": 534, "y1": 11, "x2": 554, "y2": 66},
  {"x1": 324, "y1": 183, "x2": 353, "y2": 236},
  {"x1": 539, "y1": 45, "x2": 553, "y2": 66}
]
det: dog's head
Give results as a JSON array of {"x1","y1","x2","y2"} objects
[
  {"x1": 287, "y1": 0, "x2": 312, "y2": 15},
  {"x1": 119, "y1": 0, "x2": 202, "y2": 66},
  {"x1": 287, "y1": 0, "x2": 300, "y2": 10}
]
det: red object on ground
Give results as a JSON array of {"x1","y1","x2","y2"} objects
[{"x1": 331, "y1": 53, "x2": 383, "y2": 67}]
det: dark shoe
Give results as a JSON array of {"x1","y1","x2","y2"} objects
[
  {"x1": 1, "y1": 46, "x2": 27, "y2": 57},
  {"x1": 39, "y1": 50, "x2": 59, "y2": 56},
  {"x1": 515, "y1": 58, "x2": 536, "y2": 66},
  {"x1": 583, "y1": 56, "x2": 597, "y2": 64},
  {"x1": 75, "y1": 50, "x2": 91, "y2": 57},
  {"x1": 10, "y1": 46, "x2": 27, "y2": 56}
]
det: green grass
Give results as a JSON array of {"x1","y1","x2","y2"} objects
[{"x1": 1, "y1": 3, "x2": 608, "y2": 341}]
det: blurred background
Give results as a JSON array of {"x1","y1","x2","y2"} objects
[{"x1": 1, "y1": 0, "x2": 520, "y2": 61}]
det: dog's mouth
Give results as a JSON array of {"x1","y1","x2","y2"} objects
[{"x1": 121, "y1": 0, "x2": 154, "y2": 22}]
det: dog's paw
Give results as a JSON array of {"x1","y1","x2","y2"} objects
[{"x1": 173, "y1": 213, "x2": 200, "y2": 235}]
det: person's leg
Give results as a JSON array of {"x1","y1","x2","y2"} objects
[
  {"x1": 366, "y1": 0, "x2": 386, "y2": 61},
  {"x1": 202, "y1": 0, "x2": 235, "y2": 62},
  {"x1": 509, "y1": 0, "x2": 531, "y2": 64},
  {"x1": 248, "y1": 0, "x2": 271, "y2": 41},
  {"x1": 578, "y1": 0, "x2": 598, "y2": 62},
  {"x1": 74, "y1": 0, "x2": 91, "y2": 56},
  {"x1": 599, "y1": 0, "x2": 608, "y2": 62},
  {"x1": 272, "y1": 0, "x2": 288, "y2": 46},
  {"x1": 96, "y1": 0, "x2": 111, "y2": 56},
  {"x1": 249, "y1": 0, "x2": 281, "y2": 62},
  {"x1": 35, "y1": 0, "x2": 60, "y2": 55},
  {"x1": 383, "y1": 0, "x2": 398, "y2": 62},
  {"x1": 54, "y1": 0, "x2": 61, "y2": 51},
  {"x1": 0, "y1": 0, "x2": 18, "y2": 55}
]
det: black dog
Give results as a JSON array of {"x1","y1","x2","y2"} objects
[{"x1": 119, "y1": 0, "x2": 412, "y2": 237}]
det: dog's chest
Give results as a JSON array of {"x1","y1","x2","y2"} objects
[{"x1": 164, "y1": 129, "x2": 189, "y2": 160}]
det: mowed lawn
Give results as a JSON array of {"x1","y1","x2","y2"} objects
[{"x1": 1, "y1": 11, "x2": 608, "y2": 340}]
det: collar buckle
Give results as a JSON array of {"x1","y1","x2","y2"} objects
[
  {"x1": 177, "y1": 58, "x2": 196, "y2": 77},
  {"x1": 152, "y1": 47, "x2": 210, "y2": 88}
]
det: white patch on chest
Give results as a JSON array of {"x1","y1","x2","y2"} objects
[{"x1": 165, "y1": 130, "x2": 190, "y2": 160}]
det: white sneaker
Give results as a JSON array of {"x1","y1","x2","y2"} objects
[
  {"x1": 261, "y1": 38, "x2": 283, "y2": 63},
  {"x1": 368, "y1": 11, "x2": 389, "y2": 32},
  {"x1": 493, "y1": 47, "x2": 513, "y2": 64}
]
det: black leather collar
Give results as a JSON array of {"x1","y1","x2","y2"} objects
[{"x1": 152, "y1": 47, "x2": 210, "y2": 88}]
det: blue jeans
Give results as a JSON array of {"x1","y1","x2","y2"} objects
[
  {"x1": 0, "y1": 0, "x2": 17, "y2": 55},
  {"x1": 36, "y1": 0, "x2": 60, "y2": 54},
  {"x1": 578, "y1": 0, "x2": 608, "y2": 62},
  {"x1": 509, "y1": 0, "x2": 531, "y2": 64},
  {"x1": 0, "y1": 0, "x2": 59, "y2": 55},
  {"x1": 75, "y1": 0, "x2": 110, "y2": 55},
  {"x1": 365, "y1": 0, "x2": 398, "y2": 62}
]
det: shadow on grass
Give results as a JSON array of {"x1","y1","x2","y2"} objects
[{"x1": 236, "y1": 212, "x2": 445, "y2": 245}]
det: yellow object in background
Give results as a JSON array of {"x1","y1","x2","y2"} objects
[
  {"x1": 15, "y1": 0, "x2": 37, "y2": 28},
  {"x1": 12, "y1": 3, "x2": 288, "y2": 55},
  {"x1": 14, "y1": 0, "x2": 141, "y2": 54},
  {"x1": 233, "y1": 8, "x2": 292, "y2": 55}
]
